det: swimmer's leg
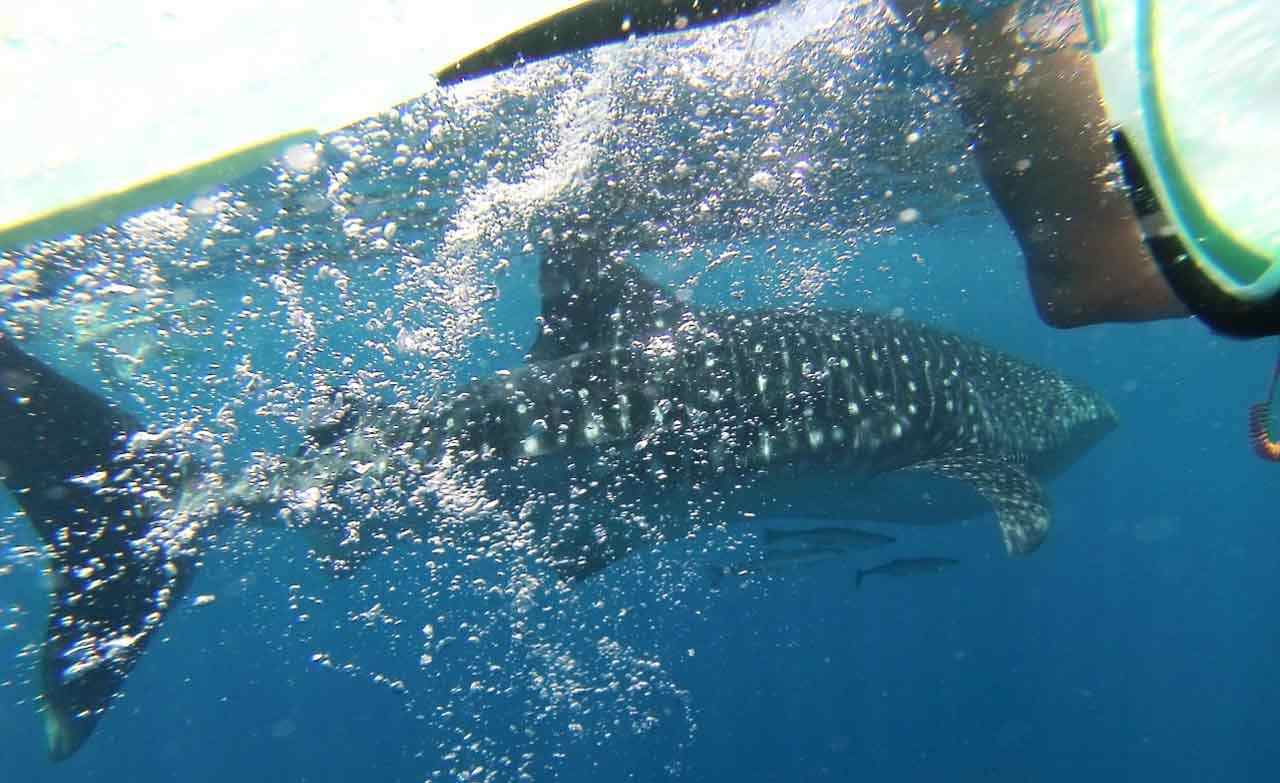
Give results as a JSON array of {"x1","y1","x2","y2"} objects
[{"x1": 887, "y1": 1, "x2": 1188, "y2": 327}]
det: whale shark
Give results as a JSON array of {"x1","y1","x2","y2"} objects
[{"x1": 0, "y1": 241, "x2": 1117, "y2": 759}]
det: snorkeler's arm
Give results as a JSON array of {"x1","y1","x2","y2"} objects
[{"x1": 888, "y1": 1, "x2": 1188, "y2": 327}]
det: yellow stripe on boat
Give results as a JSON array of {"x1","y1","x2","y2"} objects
[{"x1": 0, "y1": 0, "x2": 581, "y2": 251}]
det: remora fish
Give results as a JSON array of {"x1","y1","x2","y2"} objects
[
  {"x1": 855, "y1": 557, "x2": 960, "y2": 589},
  {"x1": 763, "y1": 527, "x2": 895, "y2": 551},
  {"x1": 704, "y1": 546, "x2": 850, "y2": 587},
  {"x1": 0, "y1": 246, "x2": 1116, "y2": 758}
]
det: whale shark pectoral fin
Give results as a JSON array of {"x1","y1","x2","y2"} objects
[
  {"x1": 297, "y1": 518, "x2": 379, "y2": 578},
  {"x1": 906, "y1": 455, "x2": 1051, "y2": 556},
  {"x1": 529, "y1": 489, "x2": 656, "y2": 582},
  {"x1": 538, "y1": 506, "x2": 631, "y2": 582}
]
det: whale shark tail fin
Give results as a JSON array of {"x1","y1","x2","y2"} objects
[{"x1": 0, "y1": 333, "x2": 198, "y2": 761}]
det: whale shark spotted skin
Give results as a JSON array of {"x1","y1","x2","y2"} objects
[
  {"x1": 264, "y1": 248, "x2": 1117, "y2": 576},
  {"x1": 0, "y1": 248, "x2": 1117, "y2": 759}
]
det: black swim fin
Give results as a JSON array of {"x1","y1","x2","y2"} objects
[
  {"x1": 436, "y1": 0, "x2": 783, "y2": 86},
  {"x1": 0, "y1": 333, "x2": 199, "y2": 760}
]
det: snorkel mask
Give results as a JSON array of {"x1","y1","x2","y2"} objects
[{"x1": 1084, "y1": 0, "x2": 1280, "y2": 337}]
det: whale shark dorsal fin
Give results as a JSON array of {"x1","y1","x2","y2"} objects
[
  {"x1": 907, "y1": 454, "x2": 1051, "y2": 556},
  {"x1": 531, "y1": 240, "x2": 696, "y2": 361}
]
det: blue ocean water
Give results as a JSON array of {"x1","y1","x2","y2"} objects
[{"x1": 3, "y1": 3, "x2": 1279, "y2": 782}]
